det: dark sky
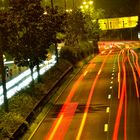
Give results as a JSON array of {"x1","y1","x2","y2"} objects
[
  {"x1": 46, "y1": 0, "x2": 140, "y2": 17},
  {"x1": 1, "y1": 0, "x2": 140, "y2": 17}
]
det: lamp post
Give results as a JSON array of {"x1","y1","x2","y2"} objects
[
  {"x1": 73, "y1": 0, "x2": 75, "y2": 9},
  {"x1": 0, "y1": 2, "x2": 8, "y2": 112},
  {"x1": 80, "y1": 1, "x2": 93, "y2": 12},
  {"x1": 64, "y1": 0, "x2": 67, "y2": 11}
]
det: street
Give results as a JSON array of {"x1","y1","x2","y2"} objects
[{"x1": 26, "y1": 41, "x2": 140, "y2": 140}]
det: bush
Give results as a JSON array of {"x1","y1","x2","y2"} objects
[
  {"x1": 60, "y1": 41, "x2": 94, "y2": 64},
  {"x1": 60, "y1": 46, "x2": 78, "y2": 64},
  {"x1": 0, "y1": 112, "x2": 28, "y2": 139}
]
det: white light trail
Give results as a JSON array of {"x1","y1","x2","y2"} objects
[{"x1": 0, "y1": 56, "x2": 56, "y2": 105}]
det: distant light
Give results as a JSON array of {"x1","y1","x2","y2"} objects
[
  {"x1": 43, "y1": 11, "x2": 47, "y2": 15},
  {"x1": 138, "y1": 32, "x2": 140, "y2": 39},
  {"x1": 89, "y1": 1, "x2": 93, "y2": 5},
  {"x1": 83, "y1": 1, "x2": 87, "y2": 5},
  {"x1": 66, "y1": 9, "x2": 72, "y2": 12},
  {"x1": 85, "y1": 5, "x2": 89, "y2": 9},
  {"x1": 80, "y1": 5, "x2": 83, "y2": 9}
]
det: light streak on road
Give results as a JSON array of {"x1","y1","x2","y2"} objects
[
  {"x1": 84, "y1": 71, "x2": 88, "y2": 76},
  {"x1": 127, "y1": 49, "x2": 139, "y2": 98},
  {"x1": 124, "y1": 84, "x2": 127, "y2": 140},
  {"x1": 0, "y1": 56, "x2": 56, "y2": 105},
  {"x1": 113, "y1": 50, "x2": 127, "y2": 140},
  {"x1": 130, "y1": 49, "x2": 140, "y2": 77},
  {"x1": 48, "y1": 114, "x2": 64, "y2": 140},
  {"x1": 76, "y1": 51, "x2": 111, "y2": 140},
  {"x1": 98, "y1": 69, "x2": 101, "y2": 75},
  {"x1": 117, "y1": 50, "x2": 122, "y2": 99},
  {"x1": 45, "y1": 59, "x2": 96, "y2": 140}
]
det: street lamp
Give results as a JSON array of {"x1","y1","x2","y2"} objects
[
  {"x1": 83, "y1": 1, "x2": 87, "y2": 5},
  {"x1": 43, "y1": 11, "x2": 47, "y2": 15},
  {"x1": 85, "y1": 5, "x2": 89, "y2": 9},
  {"x1": 89, "y1": 1, "x2": 93, "y2": 5},
  {"x1": 66, "y1": 9, "x2": 72, "y2": 13}
]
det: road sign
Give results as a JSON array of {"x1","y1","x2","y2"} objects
[{"x1": 98, "y1": 16, "x2": 138, "y2": 30}]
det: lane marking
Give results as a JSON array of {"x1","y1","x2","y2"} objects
[
  {"x1": 108, "y1": 94, "x2": 111, "y2": 99},
  {"x1": 84, "y1": 71, "x2": 88, "y2": 76},
  {"x1": 104, "y1": 124, "x2": 108, "y2": 132},
  {"x1": 98, "y1": 69, "x2": 101, "y2": 75},
  {"x1": 76, "y1": 51, "x2": 112, "y2": 140},
  {"x1": 106, "y1": 107, "x2": 110, "y2": 113},
  {"x1": 45, "y1": 60, "x2": 96, "y2": 140},
  {"x1": 48, "y1": 115, "x2": 64, "y2": 140}
]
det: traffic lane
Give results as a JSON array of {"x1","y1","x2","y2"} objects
[
  {"x1": 64, "y1": 53, "x2": 118, "y2": 140},
  {"x1": 45, "y1": 57, "x2": 101, "y2": 140},
  {"x1": 79, "y1": 54, "x2": 118, "y2": 140},
  {"x1": 126, "y1": 63, "x2": 140, "y2": 140},
  {"x1": 30, "y1": 56, "x2": 101, "y2": 140},
  {"x1": 29, "y1": 67, "x2": 88, "y2": 140},
  {"x1": 109, "y1": 50, "x2": 140, "y2": 140}
]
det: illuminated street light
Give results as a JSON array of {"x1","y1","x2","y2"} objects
[
  {"x1": 43, "y1": 11, "x2": 47, "y2": 15},
  {"x1": 85, "y1": 5, "x2": 89, "y2": 9},
  {"x1": 66, "y1": 9, "x2": 73, "y2": 13},
  {"x1": 80, "y1": 5, "x2": 84, "y2": 9},
  {"x1": 83, "y1": 1, "x2": 86, "y2": 5},
  {"x1": 89, "y1": 1, "x2": 93, "y2": 5}
]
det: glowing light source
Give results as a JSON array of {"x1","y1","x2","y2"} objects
[
  {"x1": 83, "y1": 1, "x2": 87, "y2": 5},
  {"x1": 80, "y1": 5, "x2": 83, "y2": 9},
  {"x1": 85, "y1": 5, "x2": 89, "y2": 9},
  {"x1": 89, "y1": 1, "x2": 93, "y2": 5}
]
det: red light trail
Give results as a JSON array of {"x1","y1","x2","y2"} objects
[{"x1": 113, "y1": 47, "x2": 140, "y2": 140}]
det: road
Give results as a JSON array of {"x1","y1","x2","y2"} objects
[{"x1": 26, "y1": 41, "x2": 140, "y2": 140}]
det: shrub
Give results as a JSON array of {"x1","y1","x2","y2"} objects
[
  {"x1": 60, "y1": 46, "x2": 78, "y2": 64},
  {"x1": 0, "y1": 112, "x2": 28, "y2": 139},
  {"x1": 8, "y1": 94, "x2": 35, "y2": 117}
]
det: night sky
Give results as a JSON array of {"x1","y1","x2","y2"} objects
[
  {"x1": 47, "y1": 0, "x2": 140, "y2": 16},
  {"x1": 1, "y1": 0, "x2": 140, "y2": 16}
]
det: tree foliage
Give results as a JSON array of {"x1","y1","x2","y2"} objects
[
  {"x1": 8, "y1": 0, "x2": 54, "y2": 82},
  {"x1": 64, "y1": 9, "x2": 86, "y2": 46}
]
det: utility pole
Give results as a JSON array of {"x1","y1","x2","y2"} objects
[
  {"x1": 64, "y1": 0, "x2": 66, "y2": 11},
  {"x1": 50, "y1": 0, "x2": 54, "y2": 13},
  {"x1": 0, "y1": 19, "x2": 8, "y2": 112},
  {"x1": 73, "y1": 0, "x2": 75, "y2": 9}
]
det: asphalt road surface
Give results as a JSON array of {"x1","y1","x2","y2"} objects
[{"x1": 28, "y1": 41, "x2": 140, "y2": 140}]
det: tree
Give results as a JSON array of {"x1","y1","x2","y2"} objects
[
  {"x1": 45, "y1": 6, "x2": 65, "y2": 63},
  {"x1": 64, "y1": 9, "x2": 86, "y2": 47},
  {"x1": 84, "y1": 7, "x2": 105, "y2": 52},
  {"x1": 8, "y1": 0, "x2": 52, "y2": 83}
]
